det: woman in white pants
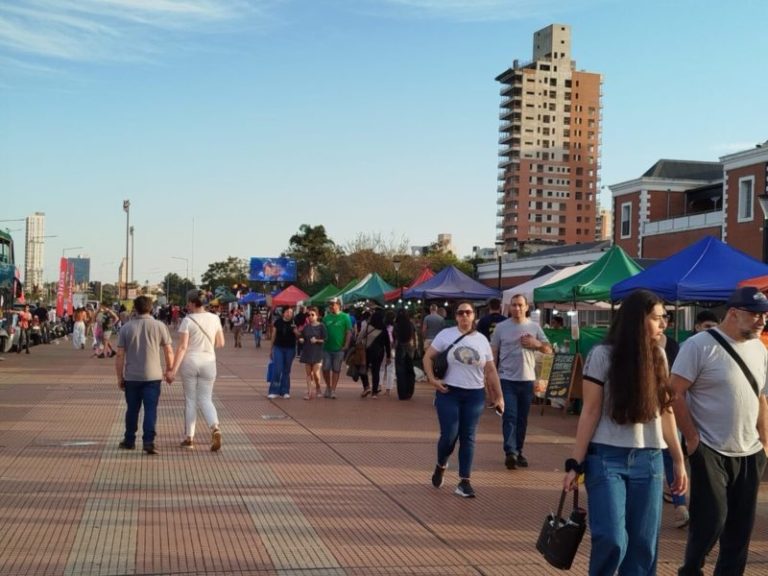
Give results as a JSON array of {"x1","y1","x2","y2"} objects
[{"x1": 167, "y1": 289, "x2": 225, "y2": 451}]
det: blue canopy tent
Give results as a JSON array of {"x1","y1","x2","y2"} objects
[
  {"x1": 611, "y1": 236, "x2": 768, "y2": 303},
  {"x1": 238, "y1": 291, "x2": 267, "y2": 306},
  {"x1": 403, "y1": 265, "x2": 499, "y2": 300}
]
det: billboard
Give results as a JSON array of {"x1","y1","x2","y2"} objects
[{"x1": 249, "y1": 257, "x2": 297, "y2": 282}]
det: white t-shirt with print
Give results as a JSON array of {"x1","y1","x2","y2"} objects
[{"x1": 431, "y1": 327, "x2": 493, "y2": 390}]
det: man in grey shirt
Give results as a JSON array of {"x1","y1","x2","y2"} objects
[
  {"x1": 490, "y1": 294, "x2": 551, "y2": 469},
  {"x1": 421, "y1": 304, "x2": 445, "y2": 352},
  {"x1": 115, "y1": 296, "x2": 174, "y2": 455},
  {"x1": 671, "y1": 287, "x2": 768, "y2": 575}
]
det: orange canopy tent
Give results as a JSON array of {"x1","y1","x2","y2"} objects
[{"x1": 738, "y1": 275, "x2": 768, "y2": 292}]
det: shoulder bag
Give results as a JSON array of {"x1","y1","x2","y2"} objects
[
  {"x1": 706, "y1": 329, "x2": 761, "y2": 398},
  {"x1": 432, "y1": 332, "x2": 471, "y2": 380},
  {"x1": 188, "y1": 315, "x2": 215, "y2": 353}
]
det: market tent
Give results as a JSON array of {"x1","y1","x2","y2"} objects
[
  {"x1": 304, "y1": 284, "x2": 339, "y2": 306},
  {"x1": 338, "y1": 273, "x2": 395, "y2": 305},
  {"x1": 403, "y1": 265, "x2": 499, "y2": 300},
  {"x1": 271, "y1": 285, "x2": 310, "y2": 307},
  {"x1": 238, "y1": 292, "x2": 266, "y2": 305},
  {"x1": 534, "y1": 245, "x2": 642, "y2": 306},
  {"x1": 502, "y1": 263, "x2": 591, "y2": 309},
  {"x1": 384, "y1": 267, "x2": 435, "y2": 301},
  {"x1": 611, "y1": 235, "x2": 768, "y2": 303},
  {"x1": 738, "y1": 274, "x2": 768, "y2": 292}
]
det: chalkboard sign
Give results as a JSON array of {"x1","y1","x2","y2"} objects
[{"x1": 545, "y1": 353, "x2": 583, "y2": 402}]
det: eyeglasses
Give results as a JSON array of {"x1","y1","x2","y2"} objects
[
  {"x1": 456, "y1": 310, "x2": 474, "y2": 316},
  {"x1": 737, "y1": 308, "x2": 768, "y2": 318}
]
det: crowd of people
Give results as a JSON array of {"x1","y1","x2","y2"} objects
[{"x1": 34, "y1": 282, "x2": 766, "y2": 576}]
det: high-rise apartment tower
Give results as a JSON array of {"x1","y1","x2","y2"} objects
[
  {"x1": 495, "y1": 24, "x2": 602, "y2": 253},
  {"x1": 24, "y1": 212, "x2": 45, "y2": 291}
]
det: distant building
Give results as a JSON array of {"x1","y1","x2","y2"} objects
[
  {"x1": 495, "y1": 24, "x2": 602, "y2": 254},
  {"x1": 24, "y1": 212, "x2": 45, "y2": 291},
  {"x1": 411, "y1": 233, "x2": 455, "y2": 256},
  {"x1": 609, "y1": 140, "x2": 768, "y2": 261}
]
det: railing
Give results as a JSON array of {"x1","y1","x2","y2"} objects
[{"x1": 643, "y1": 211, "x2": 723, "y2": 235}]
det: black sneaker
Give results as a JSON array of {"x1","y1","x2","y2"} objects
[
  {"x1": 431, "y1": 465, "x2": 446, "y2": 488},
  {"x1": 143, "y1": 444, "x2": 158, "y2": 455},
  {"x1": 455, "y1": 479, "x2": 475, "y2": 498},
  {"x1": 118, "y1": 441, "x2": 135, "y2": 450},
  {"x1": 505, "y1": 453, "x2": 518, "y2": 470},
  {"x1": 517, "y1": 453, "x2": 529, "y2": 468}
]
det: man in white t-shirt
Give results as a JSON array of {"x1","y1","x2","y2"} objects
[
  {"x1": 671, "y1": 287, "x2": 768, "y2": 575},
  {"x1": 490, "y1": 294, "x2": 552, "y2": 470}
]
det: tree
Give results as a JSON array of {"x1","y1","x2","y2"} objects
[
  {"x1": 162, "y1": 272, "x2": 196, "y2": 305},
  {"x1": 285, "y1": 224, "x2": 338, "y2": 285},
  {"x1": 200, "y1": 257, "x2": 249, "y2": 291}
]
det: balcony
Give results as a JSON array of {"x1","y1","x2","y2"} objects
[{"x1": 643, "y1": 211, "x2": 723, "y2": 236}]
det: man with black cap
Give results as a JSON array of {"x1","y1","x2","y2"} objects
[{"x1": 671, "y1": 286, "x2": 768, "y2": 575}]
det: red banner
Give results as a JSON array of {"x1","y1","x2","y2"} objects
[
  {"x1": 67, "y1": 261, "x2": 75, "y2": 316},
  {"x1": 56, "y1": 258, "x2": 66, "y2": 318}
]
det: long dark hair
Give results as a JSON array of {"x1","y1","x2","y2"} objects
[
  {"x1": 605, "y1": 289, "x2": 671, "y2": 424},
  {"x1": 394, "y1": 308, "x2": 413, "y2": 340}
]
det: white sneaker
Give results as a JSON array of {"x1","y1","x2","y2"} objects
[
  {"x1": 267, "y1": 394, "x2": 278, "y2": 399},
  {"x1": 282, "y1": 394, "x2": 290, "y2": 399},
  {"x1": 674, "y1": 505, "x2": 689, "y2": 529}
]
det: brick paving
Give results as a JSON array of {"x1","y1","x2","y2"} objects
[{"x1": 0, "y1": 332, "x2": 766, "y2": 576}]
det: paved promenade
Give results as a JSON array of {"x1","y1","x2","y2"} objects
[{"x1": 0, "y1": 332, "x2": 766, "y2": 576}]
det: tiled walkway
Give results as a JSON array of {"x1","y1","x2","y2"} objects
[{"x1": 0, "y1": 332, "x2": 766, "y2": 575}]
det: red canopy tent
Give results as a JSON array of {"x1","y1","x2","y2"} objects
[
  {"x1": 384, "y1": 267, "x2": 435, "y2": 301},
  {"x1": 271, "y1": 285, "x2": 310, "y2": 307}
]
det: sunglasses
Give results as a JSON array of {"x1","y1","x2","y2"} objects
[{"x1": 456, "y1": 310, "x2": 474, "y2": 316}]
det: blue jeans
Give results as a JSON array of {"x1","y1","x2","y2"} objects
[
  {"x1": 123, "y1": 380, "x2": 162, "y2": 447},
  {"x1": 434, "y1": 386, "x2": 485, "y2": 479},
  {"x1": 253, "y1": 330, "x2": 261, "y2": 347},
  {"x1": 500, "y1": 379, "x2": 533, "y2": 456},
  {"x1": 269, "y1": 345, "x2": 296, "y2": 396},
  {"x1": 585, "y1": 443, "x2": 664, "y2": 576}
]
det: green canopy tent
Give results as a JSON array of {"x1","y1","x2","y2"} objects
[
  {"x1": 338, "y1": 273, "x2": 395, "y2": 305},
  {"x1": 533, "y1": 245, "x2": 643, "y2": 307},
  {"x1": 304, "y1": 284, "x2": 339, "y2": 307}
]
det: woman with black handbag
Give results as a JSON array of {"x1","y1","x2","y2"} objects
[
  {"x1": 562, "y1": 289, "x2": 687, "y2": 574},
  {"x1": 423, "y1": 302, "x2": 504, "y2": 498},
  {"x1": 358, "y1": 309, "x2": 391, "y2": 398}
]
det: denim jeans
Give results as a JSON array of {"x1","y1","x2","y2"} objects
[
  {"x1": 269, "y1": 345, "x2": 296, "y2": 396},
  {"x1": 679, "y1": 443, "x2": 766, "y2": 576},
  {"x1": 585, "y1": 443, "x2": 664, "y2": 576},
  {"x1": 123, "y1": 380, "x2": 162, "y2": 447},
  {"x1": 434, "y1": 386, "x2": 485, "y2": 479},
  {"x1": 500, "y1": 379, "x2": 533, "y2": 456}
]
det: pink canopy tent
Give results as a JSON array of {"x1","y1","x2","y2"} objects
[
  {"x1": 271, "y1": 285, "x2": 310, "y2": 307},
  {"x1": 384, "y1": 267, "x2": 435, "y2": 301}
]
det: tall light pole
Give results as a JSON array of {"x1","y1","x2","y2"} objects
[
  {"x1": 123, "y1": 200, "x2": 130, "y2": 299},
  {"x1": 495, "y1": 240, "x2": 504, "y2": 292},
  {"x1": 392, "y1": 255, "x2": 402, "y2": 298},
  {"x1": 129, "y1": 226, "x2": 134, "y2": 288}
]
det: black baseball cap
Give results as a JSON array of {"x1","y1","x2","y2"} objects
[{"x1": 726, "y1": 286, "x2": 768, "y2": 312}]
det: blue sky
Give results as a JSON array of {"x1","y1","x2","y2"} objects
[{"x1": 1, "y1": 0, "x2": 766, "y2": 287}]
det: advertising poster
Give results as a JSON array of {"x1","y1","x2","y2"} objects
[{"x1": 249, "y1": 257, "x2": 297, "y2": 282}]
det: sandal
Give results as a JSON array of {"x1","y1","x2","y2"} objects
[
  {"x1": 180, "y1": 437, "x2": 194, "y2": 449},
  {"x1": 361, "y1": 388, "x2": 371, "y2": 398},
  {"x1": 211, "y1": 427, "x2": 222, "y2": 452},
  {"x1": 303, "y1": 394, "x2": 311, "y2": 400}
]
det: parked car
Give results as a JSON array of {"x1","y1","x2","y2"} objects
[{"x1": 0, "y1": 312, "x2": 20, "y2": 353}]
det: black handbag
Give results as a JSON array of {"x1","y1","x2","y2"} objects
[
  {"x1": 432, "y1": 332, "x2": 470, "y2": 379},
  {"x1": 536, "y1": 488, "x2": 587, "y2": 570}
]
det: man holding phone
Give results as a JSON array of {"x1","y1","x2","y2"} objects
[{"x1": 491, "y1": 294, "x2": 552, "y2": 470}]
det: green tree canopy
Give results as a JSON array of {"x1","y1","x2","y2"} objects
[
  {"x1": 285, "y1": 224, "x2": 339, "y2": 285},
  {"x1": 200, "y1": 257, "x2": 249, "y2": 291},
  {"x1": 161, "y1": 272, "x2": 196, "y2": 305}
]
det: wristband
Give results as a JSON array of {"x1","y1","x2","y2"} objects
[{"x1": 565, "y1": 458, "x2": 584, "y2": 474}]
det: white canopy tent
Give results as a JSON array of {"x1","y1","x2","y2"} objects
[{"x1": 502, "y1": 264, "x2": 590, "y2": 310}]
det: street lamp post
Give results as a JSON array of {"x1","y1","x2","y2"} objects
[
  {"x1": 129, "y1": 226, "x2": 134, "y2": 288},
  {"x1": 472, "y1": 245, "x2": 479, "y2": 279},
  {"x1": 495, "y1": 240, "x2": 504, "y2": 292},
  {"x1": 757, "y1": 194, "x2": 768, "y2": 263},
  {"x1": 123, "y1": 200, "x2": 130, "y2": 299},
  {"x1": 392, "y1": 256, "x2": 402, "y2": 299}
]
